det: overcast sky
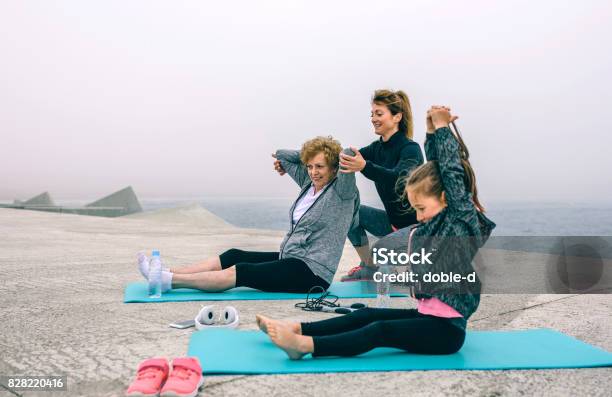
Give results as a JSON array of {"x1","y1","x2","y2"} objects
[{"x1": 1, "y1": 0, "x2": 610, "y2": 203}]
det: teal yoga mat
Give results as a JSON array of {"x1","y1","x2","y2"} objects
[
  {"x1": 124, "y1": 281, "x2": 406, "y2": 303},
  {"x1": 187, "y1": 328, "x2": 612, "y2": 373}
]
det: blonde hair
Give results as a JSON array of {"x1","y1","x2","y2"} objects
[
  {"x1": 300, "y1": 136, "x2": 342, "y2": 169},
  {"x1": 372, "y1": 89, "x2": 414, "y2": 139}
]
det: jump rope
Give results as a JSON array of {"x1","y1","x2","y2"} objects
[{"x1": 294, "y1": 286, "x2": 367, "y2": 314}]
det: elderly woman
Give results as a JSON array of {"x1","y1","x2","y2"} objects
[{"x1": 137, "y1": 136, "x2": 359, "y2": 293}]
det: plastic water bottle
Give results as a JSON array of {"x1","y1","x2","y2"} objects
[
  {"x1": 148, "y1": 250, "x2": 162, "y2": 298},
  {"x1": 376, "y1": 264, "x2": 392, "y2": 308}
]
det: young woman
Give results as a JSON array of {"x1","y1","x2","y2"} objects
[
  {"x1": 137, "y1": 136, "x2": 359, "y2": 293},
  {"x1": 257, "y1": 106, "x2": 495, "y2": 359},
  {"x1": 338, "y1": 89, "x2": 424, "y2": 281}
]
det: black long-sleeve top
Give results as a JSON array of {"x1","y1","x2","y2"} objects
[{"x1": 360, "y1": 131, "x2": 424, "y2": 229}]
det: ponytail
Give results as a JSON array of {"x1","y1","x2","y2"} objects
[
  {"x1": 449, "y1": 121, "x2": 485, "y2": 213},
  {"x1": 395, "y1": 90, "x2": 414, "y2": 140}
]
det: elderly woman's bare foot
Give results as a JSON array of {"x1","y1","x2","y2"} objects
[
  {"x1": 256, "y1": 314, "x2": 301, "y2": 335},
  {"x1": 267, "y1": 322, "x2": 313, "y2": 360}
]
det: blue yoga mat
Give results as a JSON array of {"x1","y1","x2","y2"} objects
[
  {"x1": 124, "y1": 281, "x2": 406, "y2": 303},
  {"x1": 187, "y1": 328, "x2": 612, "y2": 374}
]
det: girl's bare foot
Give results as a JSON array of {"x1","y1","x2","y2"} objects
[
  {"x1": 255, "y1": 314, "x2": 270, "y2": 333},
  {"x1": 256, "y1": 314, "x2": 301, "y2": 335},
  {"x1": 267, "y1": 322, "x2": 313, "y2": 360}
]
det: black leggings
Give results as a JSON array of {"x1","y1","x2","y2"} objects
[
  {"x1": 301, "y1": 308, "x2": 465, "y2": 357},
  {"x1": 219, "y1": 248, "x2": 329, "y2": 293}
]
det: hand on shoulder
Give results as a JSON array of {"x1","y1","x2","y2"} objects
[{"x1": 339, "y1": 146, "x2": 365, "y2": 173}]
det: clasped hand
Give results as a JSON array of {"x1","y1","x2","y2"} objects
[
  {"x1": 271, "y1": 153, "x2": 286, "y2": 176},
  {"x1": 427, "y1": 106, "x2": 459, "y2": 133}
]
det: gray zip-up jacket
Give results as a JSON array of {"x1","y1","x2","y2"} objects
[{"x1": 276, "y1": 149, "x2": 360, "y2": 285}]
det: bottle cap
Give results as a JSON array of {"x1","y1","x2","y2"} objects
[{"x1": 151, "y1": 250, "x2": 160, "y2": 257}]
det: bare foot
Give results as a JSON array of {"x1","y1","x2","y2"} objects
[
  {"x1": 255, "y1": 314, "x2": 270, "y2": 334},
  {"x1": 267, "y1": 322, "x2": 312, "y2": 360},
  {"x1": 256, "y1": 314, "x2": 301, "y2": 335}
]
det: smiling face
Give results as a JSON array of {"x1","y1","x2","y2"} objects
[
  {"x1": 407, "y1": 187, "x2": 447, "y2": 223},
  {"x1": 371, "y1": 102, "x2": 402, "y2": 138},
  {"x1": 306, "y1": 152, "x2": 335, "y2": 192}
]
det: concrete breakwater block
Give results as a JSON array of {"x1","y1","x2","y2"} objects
[
  {"x1": 86, "y1": 186, "x2": 143, "y2": 215},
  {"x1": 4, "y1": 186, "x2": 143, "y2": 217}
]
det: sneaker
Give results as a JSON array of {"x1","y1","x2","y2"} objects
[
  {"x1": 340, "y1": 264, "x2": 377, "y2": 282},
  {"x1": 138, "y1": 251, "x2": 169, "y2": 279},
  {"x1": 126, "y1": 357, "x2": 169, "y2": 397},
  {"x1": 160, "y1": 357, "x2": 204, "y2": 397}
]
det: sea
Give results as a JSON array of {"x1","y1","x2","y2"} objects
[{"x1": 131, "y1": 197, "x2": 612, "y2": 236}]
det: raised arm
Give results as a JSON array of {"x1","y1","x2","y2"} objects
[
  {"x1": 424, "y1": 107, "x2": 438, "y2": 161},
  {"x1": 334, "y1": 148, "x2": 358, "y2": 200},
  {"x1": 275, "y1": 149, "x2": 310, "y2": 188},
  {"x1": 429, "y1": 108, "x2": 474, "y2": 213},
  {"x1": 424, "y1": 133, "x2": 438, "y2": 161}
]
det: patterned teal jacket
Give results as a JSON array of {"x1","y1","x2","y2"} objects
[{"x1": 411, "y1": 126, "x2": 496, "y2": 326}]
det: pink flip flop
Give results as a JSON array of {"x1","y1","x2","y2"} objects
[
  {"x1": 160, "y1": 357, "x2": 204, "y2": 397},
  {"x1": 126, "y1": 357, "x2": 170, "y2": 397}
]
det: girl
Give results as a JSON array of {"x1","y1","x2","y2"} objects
[
  {"x1": 257, "y1": 106, "x2": 495, "y2": 359},
  {"x1": 338, "y1": 89, "x2": 424, "y2": 281}
]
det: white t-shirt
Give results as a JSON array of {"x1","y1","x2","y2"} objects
[{"x1": 292, "y1": 185, "x2": 326, "y2": 225}]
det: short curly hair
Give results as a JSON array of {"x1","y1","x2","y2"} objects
[{"x1": 300, "y1": 136, "x2": 342, "y2": 169}]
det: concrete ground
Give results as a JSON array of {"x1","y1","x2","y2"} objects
[{"x1": 1, "y1": 206, "x2": 611, "y2": 397}]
